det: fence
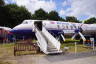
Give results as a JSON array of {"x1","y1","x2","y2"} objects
[{"x1": 14, "y1": 41, "x2": 39, "y2": 56}]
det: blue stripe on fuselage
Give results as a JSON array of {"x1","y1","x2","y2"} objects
[
  {"x1": 10, "y1": 29, "x2": 63, "y2": 39},
  {"x1": 11, "y1": 29, "x2": 34, "y2": 35},
  {"x1": 10, "y1": 29, "x2": 35, "y2": 39}
]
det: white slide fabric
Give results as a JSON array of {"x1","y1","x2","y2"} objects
[{"x1": 35, "y1": 27, "x2": 62, "y2": 54}]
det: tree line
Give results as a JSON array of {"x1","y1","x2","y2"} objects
[
  {"x1": 0, "y1": 0, "x2": 32, "y2": 28},
  {"x1": 0, "y1": 0, "x2": 96, "y2": 28}
]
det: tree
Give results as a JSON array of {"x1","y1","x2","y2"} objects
[
  {"x1": 59, "y1": 17, "x2": 65, "y2": 21},
  {"x1": 84, "y1": 17, "x2": 96, "y2": 24},
  {"x1": 32, "y1": 9, "x2": 65, "y2": 21},
  {"x1": 0, "y1": 4, "x2": 32, "y2": 28},
  {"x1": 65, "y1": 16, "x2": 80, "y2": 23},
  {"x1": 0, "y1": 0, "x2": 5, "y2": 6},
  {"x1": 0, "y1": 6, "x2": 8, "y2": 26},
  {"x1": 48, "y1": 11, "x2": 61, "y2": 21},
  {"x1": 32, "y1": 8, "x2": 48, "y2": 20}
]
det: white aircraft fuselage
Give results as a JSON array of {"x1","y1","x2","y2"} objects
[{"x1": 10, "y1": 20, "x2": 96, "y2": 39}]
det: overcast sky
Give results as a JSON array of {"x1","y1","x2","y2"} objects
[{"x1": 4, "y1": 0, "x2": 96, "y2": 20}]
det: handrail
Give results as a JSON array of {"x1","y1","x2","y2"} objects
[
  {"x1": 42, "y1": 27, "x2": 61, "y2": 50},
  {"x1": 35, "y1": 27, "x2": 47, "y2": 53}
]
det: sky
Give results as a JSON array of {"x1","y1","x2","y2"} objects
[{"x1": 4, "y1": 0, "x2": 96, "y2": 21}]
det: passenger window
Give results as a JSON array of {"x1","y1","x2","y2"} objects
[
  {"x1": 73, "y1": 25, "x2": 77, "y2": 29},
  {"x1": 66, "y1": 25, "x2": 68, "y2": 29},
  {"x1": 71, "y1": 26, "x2": 73, "y2": 29},
  {"x1": 63, "y1": 25, "x2": 65, "y2": 29}
]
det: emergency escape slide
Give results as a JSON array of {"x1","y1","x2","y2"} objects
[{"x1": 35, "y1": 26, "x2": 62, "y2": 54}]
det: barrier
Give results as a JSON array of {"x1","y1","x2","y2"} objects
[{"x1": 14, "y1": 41, "x2": 39, "y2": 56}]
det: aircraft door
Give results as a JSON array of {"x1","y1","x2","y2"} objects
[{"x1": 34, "y1": 21, "x2": 42, "y2": 31}]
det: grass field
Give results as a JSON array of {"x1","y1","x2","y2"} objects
[
  {"x1": 0, "y1": 42, "x2": 94, "y2": 64},
  {"x1": 0, "y1": 43, "x2": 15, "y2": 64},
  {"x1": 0, "y1": 61, "x2": 11, "y2": 64},
  {"x1": 0, "y1": 42, "x2": 94, "y2": 57},
  {"x1": 61, "y1": 43, "x2": 93, "y2": 53},
  {"x1": 0, "y1": 43, "x2": 14, "y2": 57},
  {"x1": 0, "y1": 42, "x2": 38, "y2": 64}
]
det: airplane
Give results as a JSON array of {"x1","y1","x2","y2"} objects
[
  {"x1": 0, "y1": 26, "x2": 11, "y2": 31},
  {"x1": 0, "y1": 26, "x2": 12, "y2": 42},
  {"x1": 10, "y1": 20, "x2": 96, "y2": 40},
  {"x1": 9, "y1": 20, "x2": 96, "y2": 54}
]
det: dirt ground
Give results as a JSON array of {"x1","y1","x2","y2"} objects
[{"x1": 0, "y1": 54, "x2": 96, "y2": 64}]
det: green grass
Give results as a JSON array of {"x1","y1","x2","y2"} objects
[
  {"x1": 0, "y1": 43, "x2": 14, "y2": 58},
  {"x1": 15, "y1": 51, "x2": 37, "y2": 56},
  {"x1": 0, "y1": 61, "x2": 12, "y2": 64},
  {"x1": 63, "y1": 39, "x2": 80, "y2": 43},
  {"x1": 0, "y1": 42, "x2": 38, "y2": 56},
  {"x1": 0, "y1": 42, "x2": 37, "y2": 64},
  {"x1": 61, "y1": 38, "x2": 92, "y2": 53},
  {"x1": 0, "y1": 43, "x2": 14, "y2": 47},
  {"x1": 0, "y1": 43, "x2": 15, "y2": 64},
  {"x1": 61, "y1": 43, "x2": 92, "y2": 53}
]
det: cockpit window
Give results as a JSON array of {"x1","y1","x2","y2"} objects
[{"x1": 22, "y1": 21, "x2": 28, "y2": 24}]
